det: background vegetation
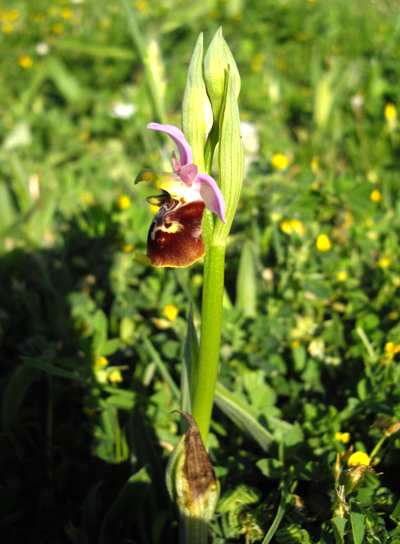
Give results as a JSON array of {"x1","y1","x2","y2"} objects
[{"x1": 1, "y1": 0, "x2": 400, "y2": 542}]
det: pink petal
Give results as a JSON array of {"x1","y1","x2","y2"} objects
[
  {"x1": 179, "y1": 163, "x2": 198, "y2": 185},
  {"x1": 195, "y1": 173, "x2": 226, "y2": 223},
  {"x1": 147, "y1": 123, "x2": 192, "y2": 167}
]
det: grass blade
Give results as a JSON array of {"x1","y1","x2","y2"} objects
[{"x1": 215, "y1": 382, "x2": 273, "y2": 452}]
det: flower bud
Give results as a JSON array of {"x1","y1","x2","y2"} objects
[
  {"x1": 342, "y1": 465, "x2": 370, "y2": 495},
  {"x1": 384, "y1": 421, "x2": 400, "y2": 437},
  {"x1": 166, "y1": 413, "x2": 220, "y2": 528},
  {"x1": 204, "y1": 27, "x2": 240, "y2": 121},
  {"x1": 182, "y1": 34, "x2": 213, "y2": 172}
]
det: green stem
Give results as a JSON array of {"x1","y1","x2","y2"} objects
[
  {"x1": 180, "y1": 515, "x2": 209, "y2": 544},
  {"x1": 191, "y1": 244, "x2": 225, "y2": 443},
  {"x1": 369, "y1": 434, "x2": 387, "y2": 462}
]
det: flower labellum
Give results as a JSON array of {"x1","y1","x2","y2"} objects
[{"x1": 144, "y1": 123, "x2": 226, "y2": 268}]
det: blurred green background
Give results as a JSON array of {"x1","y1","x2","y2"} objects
[{"x1": 1, "y1": 0, "x2": 400, "y2": 542}]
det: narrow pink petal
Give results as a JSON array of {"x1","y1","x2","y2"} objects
[
  {"x1": 147, "y1": 122, "x2": 192, "y2": 167},
  {"x1": 179, "y1": 163, "x2": 198, "y2": 185},
  {"x1": 195, "y1": 173, "x2": 226, "y2": 223}
]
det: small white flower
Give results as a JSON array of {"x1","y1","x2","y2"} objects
[
  {"x1": 308, "y1": 338, "x2": 325, "y2": 360},
  {"x1": 240, "y1": 121, "x2": 259, "y2": 155},
  {"x1": 36, "y1": 42, "x2": 49, "y2": 56},
  {"x1": 28, "y1": 174, "x2": 40, "y2": 201},
  {"x1": 111, "y1": 102, "x2": 137, "y2": 119},
  {"x1": 351, "y1": 93, "x2": 364, "y2": 112}
]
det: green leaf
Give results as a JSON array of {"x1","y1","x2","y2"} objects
[
  {"x1": 256, "y1": 458, "x2": 284, "y2": 479},
  {"x1": 23, "y1": 358, "x2": 84, "y2": 382},
  {"x1": 350, "y1": 511, "x2": 365, "y2": 544},
  {"x1": 143, "y1": 337, "x2": 179, "y2": 399},
  {"x1": 268, "y1": 416, "x2": 304, "y2": 447},
  {"x1": 236, "y1": 240, "x2": 257, "y2": 318},
  {"x1": 46, "y1": 57, "x2": 87, "y2": 104},
  {"x1": 332, "y1": 516, "x2": 347, "y2": 544},
  {"x1": 215, "y1": 382, "x2": 273, "y2": 451}
]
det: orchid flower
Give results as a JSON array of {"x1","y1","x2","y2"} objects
[{"x1": 144, "y1": 122, "x2": 226, "y2": 268}]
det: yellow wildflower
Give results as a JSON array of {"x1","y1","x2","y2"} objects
[
  {"x1": 18, "y1": 55, "x2": 33, "y2": 69},
  {"x1": 384, "y1": 342, "x2": 400, "y2": 359},
  {"x1": 290, "y1": 339, "x2": 301, "y2": 349},
  {"x1": 3, "y1": 9, "x2": 19, "y2": 22},
  {"x1": 378, "y1": 256, "x2": 391, "y2": 269},
  {"x1": 336, "y1": 270, "x2": 348, "y2": 282},
  {"x1": 384, "y1": 103, "x2": 397, "y2": 122},
  {"x1": 135, "y1": 0, "x2": 150, "y2": 13},
  {"x1": 370, "y1": 189, "x2": 382, "y2": 203},
  {"x1": 117, "y1": 194, "x2": 131, "y2": 210},
  {"x1": 121, "y1": 243, "x2": 135, "y2": 254},
  {"x1": 316, "y1": 234, "x2": 331, "y2": 252},
  {"x1": 95, "y1": 356, "x2": 109, "y2": 368},
  {"x1": 311, "y1": 157, "x2": 319, "y2": 174},
  {"x1": 280, "y1": 220, "x2": 292, "y2": 234},
  {"x1": 335, "y1": 432, "x2": 351, "y2": 444},
  {"x1": 61, "y1": 8, "x2": 73, "y2": 20},
  {"x1": 80, "y1": 191, "x2": 95, "y2": 206},
  {"x1": 2, "y1": 22, "x2": 14, "y2": 33},
  {"x1": 52, "y1": 23, "x2": 64, "y2": 34},
  {"x1": 149, "y1": 203, "x2": 159, "y2": 215},
  {"x1": 108, "y1": 369, "x2": 123, "y2": 384},
  {"x1": 162, "y1": 304, "x2": 179, "y2": 322},
  {"x1": 280, "y1": 219, "x2": 305, "y2": 236},
  {"x1": 347, "y1": 451, "x2": 370, "y2": 467},
  {"x1": 271, "y1": 153, "x2": 289, "y2": 171}
]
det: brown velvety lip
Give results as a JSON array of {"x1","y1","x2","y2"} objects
[{"x1": 147, "y1": 199, "x2": 205, "y2": 268}]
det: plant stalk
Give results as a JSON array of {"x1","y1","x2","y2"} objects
[
  {"x1": 180, "y1": 515, "x2": 209, "y2": 544},
  {"x1": 191, "y1": 243, "x2": 225, "y2": 443}
]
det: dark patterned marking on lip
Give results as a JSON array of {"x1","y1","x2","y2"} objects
[{"x1": 147, "y1": 198, "x2": 205, "y2": 268}]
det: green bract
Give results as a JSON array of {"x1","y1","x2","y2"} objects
[
  {"x1": 212, "y1": 68, "x2": 244, "y2": 244},
  {"x1": 182, "y1": 33, "x2": 213, "y2": 173},
  {"x1": 166, "y1": 414, "x2": 220, "y2": 543}
]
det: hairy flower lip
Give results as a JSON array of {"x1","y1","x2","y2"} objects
[
  {"x1": 147, "y1": 197, "x2": 205, "y2": 268},
  {"x1": 147, "y1": 122, "x2": 226, "y2": 223}
]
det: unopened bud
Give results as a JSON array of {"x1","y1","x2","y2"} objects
[
  {"x1": 204, "y1": 27, "x2": 240, "y2": 121},
  {"x1": 342, "y1": 465, "x2": 370, "y2": 495},
  {"x1": 166, "y1": 413, "x2": 220, "y2": 525},
  {"x1": 385, "y1": 421, "x2": 400, "y2": 437},
  {"x1": 182, "y1": 34, "x2": 213, "y2": 172}
]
